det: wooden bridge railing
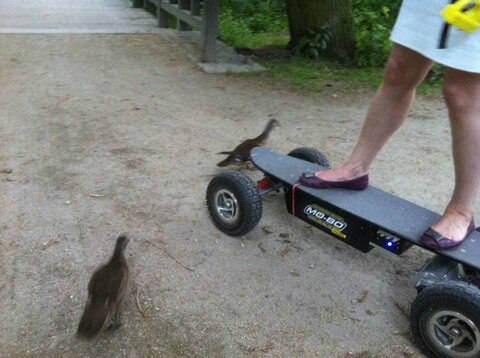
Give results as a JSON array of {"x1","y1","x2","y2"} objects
[{"x1": 132, "y1": 0, "x2": 219, "y2": 62}]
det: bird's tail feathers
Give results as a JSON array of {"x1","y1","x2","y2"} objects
[
  {"x1": 77, "y1": 297, "x2": 110, "y2": 339},
  {"x1": 217, "y1": 158, "x2": 231, "y2": 167},
  {"x1": 218, "y1": 151, "x2": 231, "y2": 155}
]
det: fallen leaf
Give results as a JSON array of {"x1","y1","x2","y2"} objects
[
  {"x1": 290, "y1": 270, "x2": 300, "y2": 277},
  {"x1": 41, "y1": 239, "x2": 58, "y2": 250},
  {"x1": 261, "y1": 226, "x2": 273, "y2": 235},
  {"x1": 356, "y1": 290, "x2": 368, "y2": 303}
]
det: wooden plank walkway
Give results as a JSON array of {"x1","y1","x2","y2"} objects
[{"x1": 0, "y1": 0, "x2": 160, "y2": 33}]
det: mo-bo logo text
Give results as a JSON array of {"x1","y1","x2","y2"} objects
[{"x1": 303, "y1": 205, "x2": 347, "y2": 230}]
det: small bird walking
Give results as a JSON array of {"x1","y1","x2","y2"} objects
[
  {"x1": 77, "y1": 235, "x2": 130, "y2": 339},
  {"x1": 217, "y1": 118, "x2": 280, "y2": 167}
]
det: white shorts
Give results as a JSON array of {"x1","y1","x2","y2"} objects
[{"x1": 390, "y1": 0, "x2": 480, "y2": 73}]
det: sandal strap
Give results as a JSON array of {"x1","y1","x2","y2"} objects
[{"x1": 423, "y1": 228, "x2": 445, "y2": 243}]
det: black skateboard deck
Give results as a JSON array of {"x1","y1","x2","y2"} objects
[{"x1": 251, "y1": 147, "x2": 480, "y2": 270}]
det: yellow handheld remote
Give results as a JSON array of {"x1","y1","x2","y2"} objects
[{"x1": 442, "y1": 0, "x2": 480, "y2": 32}]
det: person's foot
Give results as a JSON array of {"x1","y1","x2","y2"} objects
[
  {"x1": 430, "y1": 210, "x2": 473, "y2": 243},
  {"x1": 299, "y1": 166, "x2": 369, "y2": 190},
  {"x1": 313, "y1": 167, "x2": 367, "y2": 182},
  {"x1": 421, "y1": 208, "x2": 475, "y2": 250},
  {"x1": 299, "y1": 173, "x2": 369, "y2": 190}
]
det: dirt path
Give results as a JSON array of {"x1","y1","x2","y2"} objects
[{"x1": 0, "y1": 30, "x2": 471, "y2": 357}]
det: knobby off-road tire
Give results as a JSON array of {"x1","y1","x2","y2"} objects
[
  {"x1": 287, "y1": 147, "x2": 331, "y2": 168},
  {"x1": 411, "y1": 281, "x2": 480, "y2": 358},
  {"x1": 206, "y1": 170, "x2": 262, "y2": 236}
]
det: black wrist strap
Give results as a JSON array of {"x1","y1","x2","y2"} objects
[{"x1": 439, "y1": 0, "x2": 457, "y2": 49}]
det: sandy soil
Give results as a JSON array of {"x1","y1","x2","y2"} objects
[{"x1": 1, "y1": 33, "x2": 473, "y2": 357}]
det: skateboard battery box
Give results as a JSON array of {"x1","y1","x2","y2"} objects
[{"x1": 284, "y1": 185, "x2": 413, "y2": 255}]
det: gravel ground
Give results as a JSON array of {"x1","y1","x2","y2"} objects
[{"x1": 0, "y1": 32, "x2": 474, "y2": 357}]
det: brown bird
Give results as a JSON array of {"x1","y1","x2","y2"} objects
[
  {"x1": 77, "y1": 235, "x2": 130, "y2": 339},
  {"x1": 217, "y1": 118, "x2": 280, "y2": 167}
]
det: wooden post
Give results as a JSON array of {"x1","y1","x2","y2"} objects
[
  {"x1": 178, "y1": 0, "x2": 191, "y2": 30},
  {"x1": 191, "y1": 0, "x2": 201, "y2": 16},
  {"x1": 158, "y1": 5, "x2": 169, "y2": 27},
  {"x1": 201, "y1": 0, "x2": 219, "y2": 62},
  {"x1": 136, "y1": 0, "x2": 219, "y2": 62}
]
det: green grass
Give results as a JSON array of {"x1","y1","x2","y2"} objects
[
  {"x1": 238, "y1": 32, "x2": 290, "y2": 49},
  {"x1": 230, "y1": 33, "x2": 443, "y2": 96},
  {"x1": 267, "y1": 57, "x2": 384, "y2": 92}
]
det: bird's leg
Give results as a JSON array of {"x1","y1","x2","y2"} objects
[
  {"x1": 107, "y1": 316, "x2": 122, "y2": 331},
  {"x1": 112, "y1": 307, "x2": 123, "y2": 329},
  {"x1": 108, "y1": 306, "x2": 123, "y2": 331},
  {"x1": 245, "y1": 162, "x2": 257, "y2": 171}
]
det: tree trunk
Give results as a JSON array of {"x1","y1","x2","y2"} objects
[
  {"x1": 285, "y1": 0, "x2": 356, "y2": 61},
  {"x1": 285, "y1": 0, "x2": 324, "y2": 49}
]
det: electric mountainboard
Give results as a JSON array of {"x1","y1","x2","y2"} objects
[{"x1": 206, "y1": 146, "x2": 480, "y2": 358}]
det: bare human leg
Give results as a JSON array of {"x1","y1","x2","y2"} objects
[
  {"x1": 429, "y1": 68, "x2": 480, "y2": 242},
  {"x1": 315, "y1": 44, "x2": 433, "y2": 182}
]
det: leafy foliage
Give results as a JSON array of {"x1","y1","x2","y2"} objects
[
  {"x1": 218, "y1": 1, "x2": 441, "y2": 94},
  {"x1": 352, "y1": 0, "x2": 401, "y2": 66},
  {"x1": 218, "y1": 0, "x2": 287, "y2": 46},
  {"x1": 294, "y1": 25, "x2": 332, "y2": 59},
  {"x1": 218, "y1": 8, "x2": 253, "y2": 46},
  {"x1": 219, "y1": 0, "x2": 402, "y2": 67}
]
